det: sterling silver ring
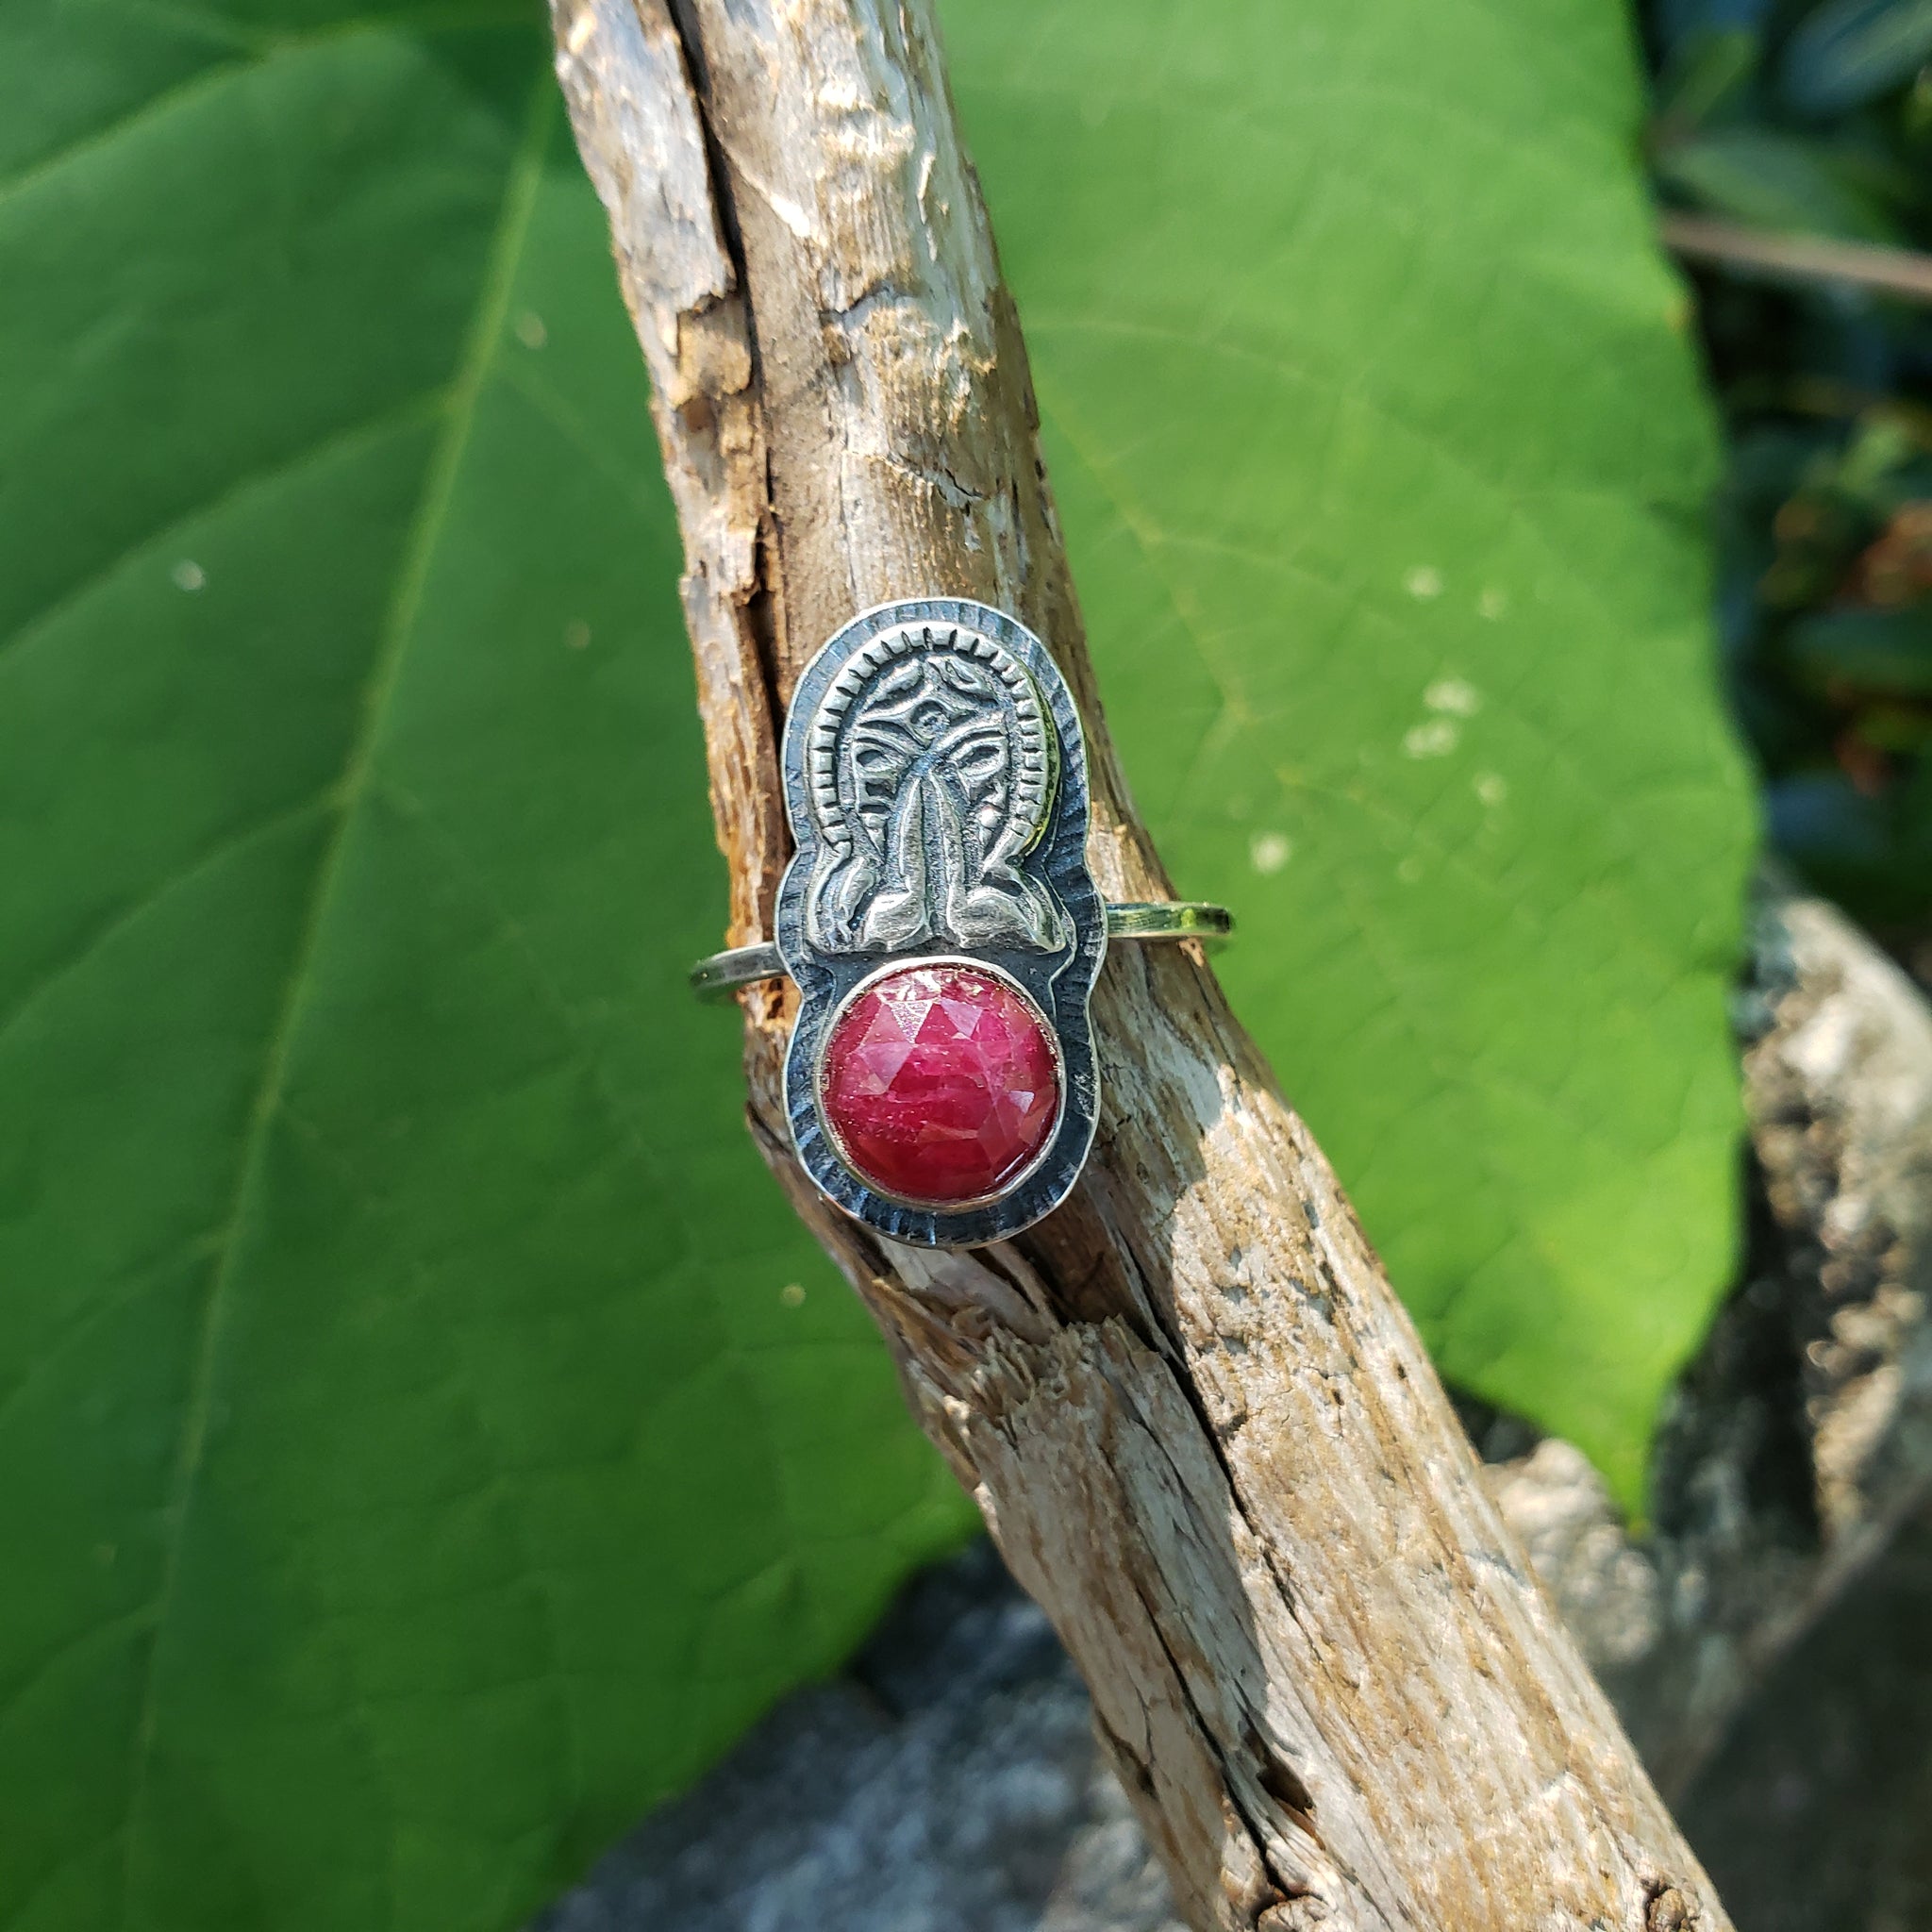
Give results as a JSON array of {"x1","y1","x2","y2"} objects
[
  {"x1": 690, "y1": 597, "x2": 1234, "y2": 1249},
  {"x1": 690, "y1": 900, "x2": 1230, "y2": 998}
]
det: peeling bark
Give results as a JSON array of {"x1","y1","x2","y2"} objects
[{"x1": 551, "y1": 3, "x2": 1734, "y2": 1925}]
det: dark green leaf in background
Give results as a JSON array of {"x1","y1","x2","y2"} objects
[
  {"x1": 1781, "y1": 0, "x2": 1932, "y2": 115},
  {"x1": 0, "y1": 0, "x2": 1757, "y2": 1926},
  {"x1": 1654, "y1": 124, "x2": 1905, "y2": 238},
  {"x1": 0, "y1": 11, "x2": 969, "y2": 1931},
  {"x1": 1785, "y1": 608, "x2": 1932, "y2": 697}
]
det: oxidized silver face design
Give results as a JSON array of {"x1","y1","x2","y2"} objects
[
  {"x1": 803, "y1": 624, "x2": 1069, "y2": 958},
  {"x1": 775, "y1": 599, "x2": 1106, "y2": 1248}
]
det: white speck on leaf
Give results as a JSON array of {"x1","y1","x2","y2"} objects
[
  {"x1": 1478, "y1": 587, "x2": 1508, "y2": 620},
  {"x1": 172, "y1": 560, "x2": 205, "y2": 591},
  {"x1": 1397, "y1": 855, "x2": 1424, "y2": 884},
  {"x1": 516, "y1": 311, "x2": 547, "y2": 349},
  {"x1": 565, "y1": 620, "x2": 591, "y2": 651},
  {"x1": 780, "y1": 1282, "x2": 806, "y2": 1307},
  {"x1": 1474, "y1": 772, "x2": 1508, "y2": 807},
  {"x1": 1405, "y1": 565, "x2": 1442, "y2": 600},
  {"x1": 1404, "y1": 719, "x2": 1459, "y2": 758},
  {"x1": 1249, "y1": 831, "x2": 1292, "y2": 874},
  {"x1": 1424, "y1": 677, "x2": 1481, "y2": 717}
]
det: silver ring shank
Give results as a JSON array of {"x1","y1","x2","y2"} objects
[{"x1": 690, "y1": 900, "x2": 1232, "y2": 1000}]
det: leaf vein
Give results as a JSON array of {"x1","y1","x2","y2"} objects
[
  {"x1": 0, "y1": 390, "x2": 445, "y2": 673},
  {"x1": 0, "y1": 793, "x2": 333, "y2": 1056},
  {"x1": 108, "y1": 77, "x2": 558, "y2": 1927},
  {"x1": 0, "y1": 6, "x2": 540, "y2": 210}
]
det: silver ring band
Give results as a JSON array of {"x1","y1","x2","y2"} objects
[{"x1": 691, "y1": 899, "x2": 1232, "y2": 1001}]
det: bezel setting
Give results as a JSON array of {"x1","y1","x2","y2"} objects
[
  {"x1": 775, "y1": 598, "x2": 1106, "y2": 1248},
  {"x1": 811, "y1": 955, "x2": 1069, "y2": 1213}
]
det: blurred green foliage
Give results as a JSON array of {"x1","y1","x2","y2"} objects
[{"x1": 1649, "y1": 0, "x2": 1932, "y2": 924}]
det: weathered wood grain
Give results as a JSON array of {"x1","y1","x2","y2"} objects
[{"x1": 551, "y1": 2, "x2": 1734, "y2": 1924}]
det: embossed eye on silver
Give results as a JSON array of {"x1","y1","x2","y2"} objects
[{"x1": 689, "y1": 598, "x2": 1233, "y2": 1249}]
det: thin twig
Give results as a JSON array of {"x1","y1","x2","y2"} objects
[{"x1": 1662, "y1": 208, "x2": 1932, "y2": 306}]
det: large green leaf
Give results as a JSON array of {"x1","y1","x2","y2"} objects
[
  {"x1": 945, "y1": 0, "x2": 1757, "y2": 1503},
  {"x1": 0, "y1": 10, "x2": 970, "y2": 1931}
]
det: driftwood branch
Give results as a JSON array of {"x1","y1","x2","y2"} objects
[{"x1": 552, "y1": 4, "x2": 1733, "y2": 1926}]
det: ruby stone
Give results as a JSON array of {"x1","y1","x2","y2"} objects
[{"x1": 819, "y1": 962, "x2": 1060, "y2": 1207}]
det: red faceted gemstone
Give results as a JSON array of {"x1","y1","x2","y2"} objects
[{"x1": 820, "y1": 962, "x2": 1061, "y2": 1206}]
